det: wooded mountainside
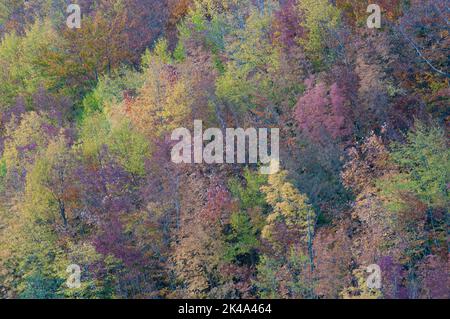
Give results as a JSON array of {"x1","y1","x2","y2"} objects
[{"x1": 0, "y1": 0, "x2": 448, "y2": 299}]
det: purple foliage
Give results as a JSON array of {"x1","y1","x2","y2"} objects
[
  {"x1": 378, "y1": 256, "x2": 405, "y2": 299},
  {"x1": 32, "y1": 87, "x2": 72, "y2": 125},
  {"x1": 418, "y1": 254, "x2": 449, "y2": 299},
  {"x1": 75, "y1": 146, "x2": 145, "y2": 268},
  {"x1": 93, "y1": 213, "x2": 144, "y2": 268},
  {"x1": 77, "y1": 146, "x2": 135, "y2": 217},
  {"x1": 274, "y1": 0, "x2": 304, "y2": 48}
]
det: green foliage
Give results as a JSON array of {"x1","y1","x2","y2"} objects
[
  {"x1": 191, "y1": 8, "x2": 207, "y2": 32},
  {"x1": 285, "y1": 247, "x2": 315, "y2": 298},
  {"x1": 78, "y1": 112, "x2": 111, "y2": 162},
  {"x1": 226, "y1": 170, "x2": 267, "y2": 265},
  {"x1": 0, "y1": 19, "x2": 67, "y2": 109},
  {"x1": 173, "y1": 40, "x2": 186, "y2": 62},
  {"x1": 298, "y1": 0, "x2": 341, "y2": 67},
  {"x1": 9, "y1": 218, "x2": 68, "y2": 298},
  {"x1": 79, "y1": 111, "x2": 150, "y2": 176},
  {"x1": 0, "y1": 0, "x2": 66, "y2": 28},
  {"x1": 212, "y1": 54, "x2": 225, "y2": 74},
  {"x1": 24, "y1": 134, "x2": 73, "y2": 225},
  {"x1": 261, "y1": 170, "x2": 316, "y2": 248},
  {"x1": 255, "y1": 247, "x2": 316, "y2": 299},
  {"x1": 19, "y1": 272, "x2": 64, "y2": 299},
  {"x1": 228, "y1": 169, "x2": 267, "y2": 210},
  {"x1": 81, "y1": 67, "x2": 144, "y2": 116},
  {"x1": 179, "y1": 1, "x2": 227, "y2": 54},
  {"x1": 216, "y1": 7, "x2": 280, "y2": 112},
  {"x1": 153, "y1": 38, "x2": 173, "y2": 64},
  {"x1": 0, "y1": 159, "x2": 6, "y2": 179},
  {"x1": 0, "y1": 31, "x2": 21, "y2": 108},
  {"x1": 108, "y1": 120, "x2": 151, "y2": 177},
  {"x1": 379, "y1": 122, "x2": 449, "y2": 211},
  {"x1": 225, "y1": 211, "x2": 259, "y2": 263},
  {"x1": 255, "y1": 255, "x2": 280, "y2": 299},
  {"x1": 142, "y1": 38, "x2": 173, "y2": 68},
  {"x1": 2, "y1": 112, "x2": 53, "y2": 178},
  {"x1": 0, "y1": 0, "x2": 19, "y2": 25}
]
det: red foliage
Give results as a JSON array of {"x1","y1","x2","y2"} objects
[
  {"x1": 294, "y1": 79, "x2": 353, "y2": 144},
  {"x1": 200, "y1": 183, "x2": 235, "y2": 225}
]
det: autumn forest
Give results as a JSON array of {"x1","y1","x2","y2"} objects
[{"x1": 0, "y1": 0, "x2": 448, "y2": 299}]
